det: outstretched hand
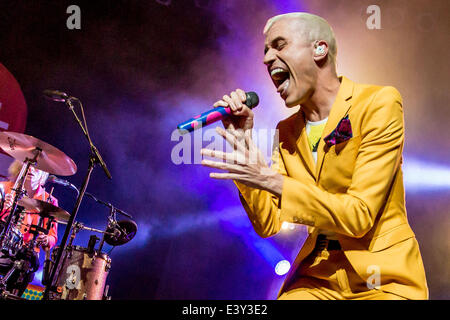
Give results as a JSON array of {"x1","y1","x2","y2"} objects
[{"x1": 201, "y1": 127, "x2": 283, "y2": 197}]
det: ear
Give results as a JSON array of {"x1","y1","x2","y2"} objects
[{"x1": 313, "y1": 40, "x2": 329, "y2": 63}]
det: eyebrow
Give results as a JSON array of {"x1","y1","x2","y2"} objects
[{"x1": 264, "y1": 36, "x2": 286, "y2": 54}]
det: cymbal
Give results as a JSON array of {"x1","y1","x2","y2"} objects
[
  {"x1": 18, "y1": 197, "x2": 70, "y2": 222},
  {"x1": 0, "y1": 131, "x2": 77, "y2": 176},
  {"x1": 104, "y1": 220, "x2": 137, "y2": 246}
]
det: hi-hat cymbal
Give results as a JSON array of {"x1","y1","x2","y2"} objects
[
  {"x1": 0, "y1": 131, "x2": 77, "y2": 176},
  {"x1": 18, "y1": 197, "x2": 71, "y2": 222}
]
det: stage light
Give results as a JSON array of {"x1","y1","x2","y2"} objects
[
  {"x1": 403, "y1": 157, "x2": 450, "y2": 191},
  {"x1": 281, "y1": 221, "x2": 296, "y2": 231},
  {"x1": 31, "y1": 269, "x2": 43, "y2": 286},
  {"x1": 275, "y1": 260, "x2": 291, "y2": 276}
]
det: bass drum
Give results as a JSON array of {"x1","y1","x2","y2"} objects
[{"x1": 51, "y1": 245, "x2": 111, "y2": 300}]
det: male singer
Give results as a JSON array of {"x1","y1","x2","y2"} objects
[{"x1": 201, "y1": 12, "x2": 428, "y2": 299}]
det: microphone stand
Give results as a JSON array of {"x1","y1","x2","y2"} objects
[
  {"x1": 42, "y1": 97, "x2": 111, "y2": 300},
  {"x1": 85, "y1": 192, "x2": 132, "y2": 219}
]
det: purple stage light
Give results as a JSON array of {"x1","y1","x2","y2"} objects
[{"x1": 403, "y1": 157, "x2": 450, "y2": 192}]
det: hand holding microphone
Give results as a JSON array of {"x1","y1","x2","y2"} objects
[
  {"x1": 214, "y1": 89, "x2": 258, "y2": 132},
  {"x1": 177, "y1": 89, "x2": 259, "y2": 133}
]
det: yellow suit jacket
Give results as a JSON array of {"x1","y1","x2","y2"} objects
[{"x1": 236, "y1": 76, "x2": 428, "y2": 299}]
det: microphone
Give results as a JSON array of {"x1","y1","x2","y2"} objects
[
  {"x1": 43, "y1": 89, "x2": 74, "y2": 102},
  {"x1": 47, "y1": 175, "x2": 79, "y2": 194},
  {"x1": 177, "y1": 91, "x2": 259, "y2": 134}
]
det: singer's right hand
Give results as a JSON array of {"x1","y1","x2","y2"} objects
[{"x1": 213, "y1": 89, "x2": 254, "y2": 132}]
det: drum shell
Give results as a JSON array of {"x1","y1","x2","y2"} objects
[
  {"x1": 1, "y1": 225, "x2": 24, "y2": 256},
  {"x1": 52, "y1": 246, "x2": 110, "y2": 300}
]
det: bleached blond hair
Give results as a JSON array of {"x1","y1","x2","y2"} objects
[
  {"x1": 263, "y1": 12, "x2": 337, "y2": 64},
  {"x1": 8, "y1": 160, "x2": 49, "y2": 186}
]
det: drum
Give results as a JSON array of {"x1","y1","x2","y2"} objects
[
  {"x1": 0, "y1": 225, "x2": 24, "y2": 257},
  {"x1": 51, "y1": 245, "x2": 111, "y2": 300}
]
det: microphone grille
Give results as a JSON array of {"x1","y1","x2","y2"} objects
[{"x1": 245, "y1": 92, "x2": 259, "y2": 109}]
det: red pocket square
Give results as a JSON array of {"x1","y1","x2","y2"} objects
[{"x1": 323, "y1": 115, "x2": 353, "y2": 147}]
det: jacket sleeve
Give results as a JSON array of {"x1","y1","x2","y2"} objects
[
  {"x1": 280, "y1": 86, "x2": 404, "y2": 238},
  {"x1": 234, "y1": 128, "x2": 286, "y2": 238}
]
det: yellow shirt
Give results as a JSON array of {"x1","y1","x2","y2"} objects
[{"x1": 305, "y1": 118, "x2": 328, "y2": 163}]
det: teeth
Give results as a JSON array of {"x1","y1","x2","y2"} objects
[{"x1": 270, "y1": 68, "x2": 287, "y2": 77}]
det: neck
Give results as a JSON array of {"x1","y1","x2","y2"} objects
[
  {"x1": 301, "y1": 68, "x2": 340, "y2": 122},
  {"x1": 26, "y1": 184, "x2": 43, "y2": 199}
]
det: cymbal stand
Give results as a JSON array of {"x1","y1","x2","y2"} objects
[
  {"x1": 97, "y1": 206, "x2": 118, "y2": 254},
  {"x1": 0, "y1": 151, "x2": 40, "y2": 249}
]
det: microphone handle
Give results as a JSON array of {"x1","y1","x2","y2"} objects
[
  {"x1": 177, "y1": 92, "x2": 258, "y2": 134},
  {"x1": 177, "y1": 106, "x2": 232, "y2": 133}
]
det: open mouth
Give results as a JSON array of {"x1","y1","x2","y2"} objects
[{"x1": 270, "y1": 67, "x2": 290, "y2": 95}]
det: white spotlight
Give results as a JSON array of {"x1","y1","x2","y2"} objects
[
  {"x1": 275, "y1": 260, "x2": 291, "y2": 276},
  {"x1": 281, "y1": 222, "x2": 295, "y2": 231}
]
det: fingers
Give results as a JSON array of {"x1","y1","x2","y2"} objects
[
  {"x1": 201, "y1": 149, "x2": 241, "y2": 165},
  {"x1": 215, "y1": 127, "x2": 247, "y2": 153},
  {"x1": 201, "y1": 149, "x2": 227, "y2": 161},
  {"x1": 201, "y1": 159, "x2": 243, "y2": 173},
  {"x1": 230, "y1": 91, "x2": 242, "y2": 111},
  {"x1": 213, "y1": 100, "x2": 228, "y2": 108},
  {"x1": 236, "y1": 89, "x2": 247, "y2": 102},
  {"x1": 36, "y1": 235, "x2": 49, "y2": 247},
  {"x1": 209, "y1": 172, "x2": 247, "y2": 181},
  {"x1": 214, "y1": 89, "x2": 247, "y2": 113}
]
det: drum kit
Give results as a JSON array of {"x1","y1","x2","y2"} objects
[{"x1": 0, "y1": 131, "x2": 137, "y2": 300}]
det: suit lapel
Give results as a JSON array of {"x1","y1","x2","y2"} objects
[{"x1": 315, "y1": 76, "x2": 354, "y2": 181}]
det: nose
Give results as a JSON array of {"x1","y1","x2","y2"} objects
[{"x1": 263, "y1": 48, "x2": 276, "y2": 66}]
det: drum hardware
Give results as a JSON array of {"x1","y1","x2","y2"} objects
[
  {"x1": 1, "y1": 289, "x2": 26, "y2": 300},
  {"x1": 42, "y1": 247, "x2": 51, "y2": 286},
  {"x1": 43, "y1": 198, "x2": 136, "y2": 300},
  {"x1": 0, "y1": 129, "x2": 77, "y2": 252},
  {"x1": 1, "y1": 224, "x2": 24, "y2": 257},
  {"x1": 0, "y1": 152, "x2": 40, "y2": 254},
  {"x1": 43, "y1": 92, "x2": 111, "y2": 300},
  {"x1": 49, "y1": 244, "x2": 111, "y2": 300},
  {"x1": 1, "y1": 204, "x2": 58, "y2": 295},
  {"x1": 0, "y1": 132, "x2": 77, "y2": 176},
  {"x1": 0, "y1": 131, "x2": 77, "y2": 269},
  {"x1": 0, "y1": 183, "x2": 5, "y2": 213},
  {"x1": 0, "y1": 130, "x2": 78, "y2": 300},
  {"x1": 0, "y1": 158, "x2": 40, "y2": 299},
  {"x1": 103, "y1": 284, "x2": 111, "y2": 300},
  {"x1": 84, "y1": 192, "x2": 136, "y2": 249},
  {"x1": 0, "y1": 244, "x2": 39, "y2": 297},
  {"x1": 18, "y1": 197, "x2": 71, "y2": 223},
  {"x1": 87, "y1": 235, "x2": 100, "y2": 255}
]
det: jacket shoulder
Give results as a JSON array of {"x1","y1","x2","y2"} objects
[
  {"x1": 351, "y1": 82, "x2": 403, "y2": 121},
  {"x1": 276, "y1": 111, "x2": 299, "y2": 132},
  {"x1": 353, "y1": 82, "x2": 402, "y2": 105}
]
